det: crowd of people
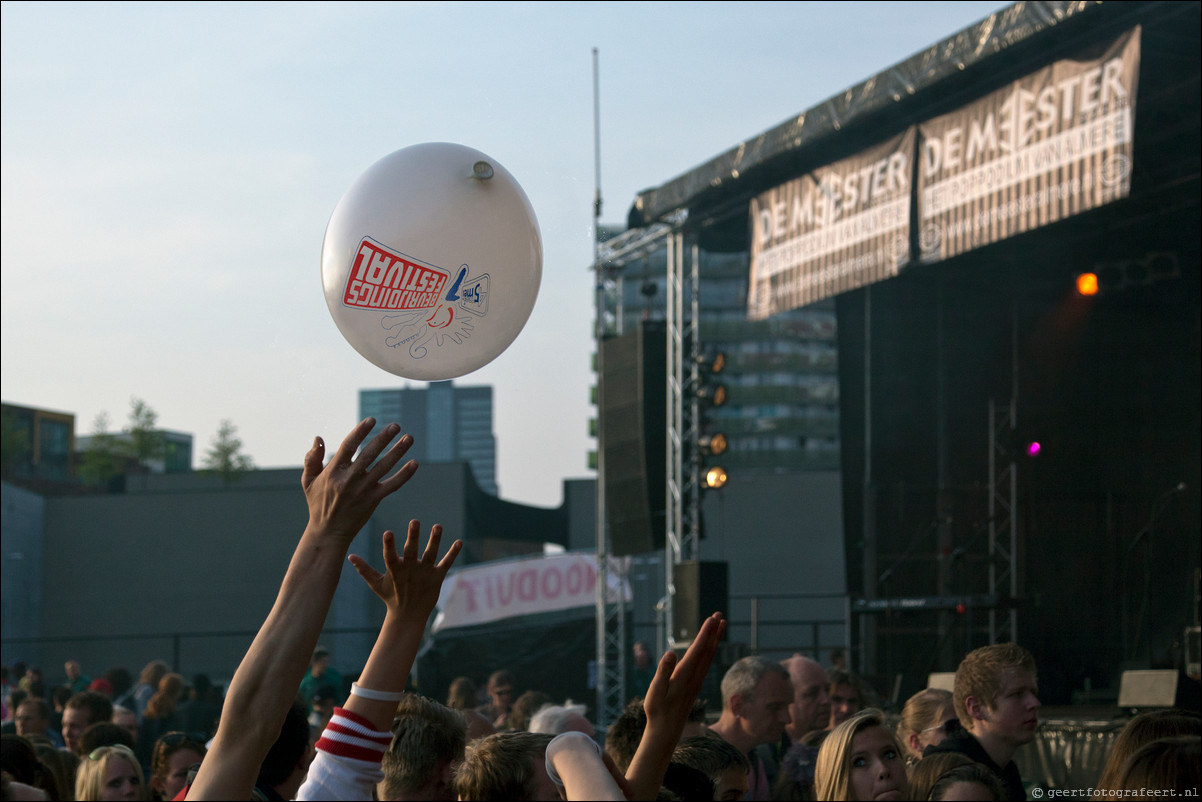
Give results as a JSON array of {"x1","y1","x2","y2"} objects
[{"x1": 2, "y1": 420, "x2": 1199, "y2": 800}]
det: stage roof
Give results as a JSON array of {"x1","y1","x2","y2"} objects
[{"x1": 625, "y1": 1, "x2": 1191, "y2": 233}]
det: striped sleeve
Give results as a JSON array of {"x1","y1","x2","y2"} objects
[
  {"x1": 315, "y1": 707, "x2": 392, "y2": 763},
  {"x1": 297, "y1": 708, "x2": 391, "y2": 801}
]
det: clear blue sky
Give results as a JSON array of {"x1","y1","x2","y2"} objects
[{"x1": 1, "y1": 1, "x2": 1010, "y2": 506}]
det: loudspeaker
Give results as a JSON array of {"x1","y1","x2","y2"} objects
[
  {"x1": 927, "y1": 672, "x2": 956, "y2": 692},
  {"x1": 600, "y1": 321, "x2": 666, "y2": 556},
  {"x1": 1118, "y1": 669, "x2": 1202, "y2": 710},
  {"x1": 673, "y1": 561, "x2": 729, "y2": 644}
]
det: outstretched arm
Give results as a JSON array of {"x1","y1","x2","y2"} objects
[
  {"x1": 297, "y1": 521, "x2": 462, "y2": 801},
  {"x1": 188, "y1": 419, "x2": 418, "y2": 801},
  {"x1": 344, "y1": 520, "x2": 461, "y2": 726},
  {"x1": 625, "y1": 613, "x2": 726, "y2": 801}
]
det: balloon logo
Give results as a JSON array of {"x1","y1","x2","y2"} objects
[{"x1": 321, "y1": 142, "x2": 542, "y2": 381}]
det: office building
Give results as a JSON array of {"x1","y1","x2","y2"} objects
[{"x1": 360, "y1": 382, "x2": 498, "y2": 494}]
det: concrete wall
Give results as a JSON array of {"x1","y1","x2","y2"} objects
[
  {"x1": 1, "y1": 482, "x2": 47, "y2": 667},
  {"x1": 15, "y1": 462, "x2": 478, "y2": 684}
]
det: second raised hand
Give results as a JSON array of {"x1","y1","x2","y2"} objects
[{"x1": 349, "y1": 520, "x2": 463, "y2": 623}]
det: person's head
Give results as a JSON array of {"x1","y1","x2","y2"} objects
[
  {"x1": 379, "y1": 694, "x2": 465, "y2": 801},
  {"x1": 257, "y1": 699, "x2": 313, "y2": 798},
  {"x1": 89, "y1": 678, "x2": 115, "y2": 698},
  {"x1": 898, "y1": 688, "x2": 957, "y2": 762},
  {"x1": 461, "y1": 709, "x2": 497, "y2": 744},
  {"x1": 673, "y1": 733, "x2": 752, "y2": 801},
  {"x1": 445, "y1": 676, "x2": 477, "y2": 711},
  {"x1": 106, "y1": 667, "x2": 134, "y2": 701},
  {"x1": 815, "y1": 709, "x2": 908, "y2": 801},
  {"x1": 188, "y1": 674, "x2": 213, "y2": 702},
  {"x1": 136, "y1": 660, "x2": 168, "y2": 690},
  {"x1": 662, "y1": 762, "x2": 716, "y2": 800},
  {"x1": 63, "y1": 692, "x2": 114, "y2": 755},
  {"x1": 75, "y1": 743, "x2": 145, "y2": 801},
  {"x1": 310, "y1": 684, "x2": 338, "y2": 725},
  {"x1": 144, "y1": 673, "x2": 185, "y2": 721},
  {"x1": 720, "y1": 656, "x2": 793, "y2": 748},
  {"x1": 51, "y1": 686, "x2": 72, "y2": 712},
  {"x1": 35, "y1": 741, "x2": 79, "y2": 801},
  {"x1": 507, "y1": 690, "x2": 553, "y2": 732},
  {"x1": 926, "y1": 760, "x2": 1008, "y2": 800},
  {"x1": 65, "y1": 660, "x2": 84, "y2": 682},
  {"x1": 907, "y1": 752, "x2": 976, "y2": 800},
  {"x1": 1, "y1": 734, "x2": 43, "y2": 788},
  {"x1": 485, "y1": 670, "x2": 515, "y2": 712},
  {"x1": 528, "y1": 703, "x2": 594, "y2": 738},
  {"x1": 111, "y1": 705, "x2": 138, "y2": 742},
  {"x1": 827, "y1": 669, "x2": 866, "y2": 729},
  {"x1": 783, "y1": 654, "x2": 831, "y2": 740},
  {"x1": 1115, "y1": 735, "x2": 1201, "y2": 796},
  {"x1": 684, "y1": 697, "x2": 710, "y2": 739},
  {"x1": 953, "y1": 644, "x2": 1039, "y2": 747},
  {"x1": 633, "y1": 641, "x2": 652, "y2": 669},
  {"x1": 6, "y1": 688, "x2": 28, "y2": 717},
  {"x1": 1093, "y1": 709, "x2": 1201, "y2": 796},
  {"x1": 150, "y1": 731, "x2": 207, "y2": 802},
  {"x1": 78, "y1": 722, "x2": 135, "y2": 755},
  {"x1": 604, "y1": 698, "x2": 647, "y2": 772},
  {"x1": 310, "y1": 647, "x2": 331, "y2": 677},
  {"x1": 14, "y1": 698, "x2": 51, "y2": 738},
  {"x1": 454, "y1": 731, "x2": 556, "y2": 801},
  {"x1": 830, "y1": 649, "x2": 848, "y2": 670}
]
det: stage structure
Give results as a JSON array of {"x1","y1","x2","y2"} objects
[{"x1": 595, "y1": 0, "x2": 1200, "y2": 704}]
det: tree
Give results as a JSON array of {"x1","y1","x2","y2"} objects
[
  {"x1": 202, "y1": 419, "x2": 256, "y2": 483},
  {"x1": 0, "y1": 409, "x2": 31, "y2": 477},
  {"x1": 78, "y1": 411, "x2": 129, "y2": 488},
  {"x1": 126, "y1": 397, "x2": 166, "y2": 465}
]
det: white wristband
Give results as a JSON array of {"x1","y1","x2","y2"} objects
[{"x1": 349, "y1": 682, "x2": 404, "y2": 702}]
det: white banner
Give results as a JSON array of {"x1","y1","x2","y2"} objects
[
  {"x1": 431, "y1": 552, "x2": 632, "y2": 633},
  {"x1": 917, "y1": 27, "x2": 1141, "y2": 262},
  {"x1": 747, "y1": 128, "x2": 914, "y2": 318}
]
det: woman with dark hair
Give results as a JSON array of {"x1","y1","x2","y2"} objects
[{"x1": 148, "y1": 732, "x2": 206, "y2": 802}]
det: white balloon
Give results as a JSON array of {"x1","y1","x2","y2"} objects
[{"x1": 321, "y1": 142, "x2": 542, "y2": 381}]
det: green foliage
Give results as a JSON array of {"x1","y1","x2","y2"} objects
[
  {"x1": 78, "y1": 411, "x2": 129, "y2": 488},
  {"x1": 0, "y1": 409, "x2": 31, "y2": 476},
  {"x1": 202, "y1": 419, "x2": 256, "y2": 483},
  {"x1": 126, "y1": 397, "x2": 166, "y2": 463}
]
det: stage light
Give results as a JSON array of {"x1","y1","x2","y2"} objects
[
  {"x1": 1076, "y1": 272, "x2": 1099, "y2": 296},
  {"x1": 698, "y1": 383, "x2": 728, "y2": 407},
  {"x1": 704, "y1": 466, "x2": 728, "y2": 489},
  {"x1": 699, "y1": 433, "x2": 727, "y2": 456},
  {"x1": 1026, "y1": 441, "x2": 1042, "y2": 457}
]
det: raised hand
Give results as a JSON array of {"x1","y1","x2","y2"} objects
[
  {"x1": 349, "y1": 521, "x2": 463, "y2": 624},
  {"x1": 300, "y1": 418, "x2": 418, "y2": 542},
  {"x1": 625, "y1": 613, "x2": 726, "y2": 801},
  {"x1": 643, "y1": 612, "x2": 726, "y2": 732}
]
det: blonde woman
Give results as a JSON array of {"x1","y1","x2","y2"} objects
[
  {"x1": 815, "y1": 708, "x2": 909, "y2": 801},
  {"x1": 76, "y1": 743, "x2": 147, "y2": 801},
  {"x1": 897, "y1": 688, "x2": 957, "y2": 763}
]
